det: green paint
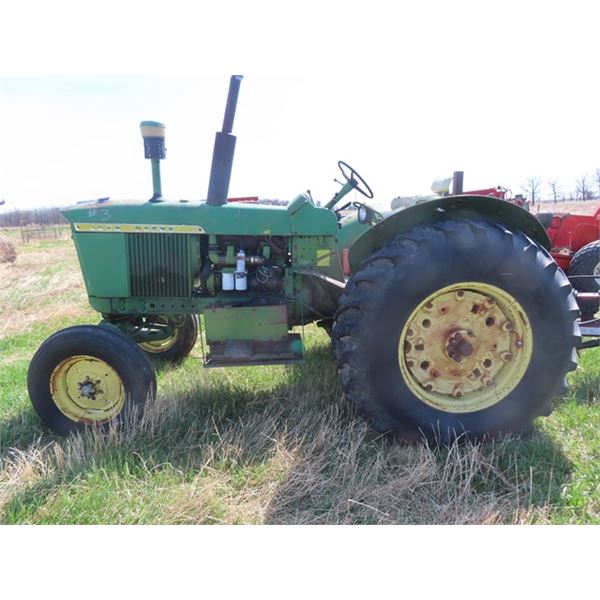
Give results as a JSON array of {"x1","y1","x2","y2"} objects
[
  {"x1": 204, "y1": 305, "x2": 288, "y2": 342},
  {"x1": 151, "y1": 159, "x2": 162, "y2": 198},
  {"x1": 64, "y1": 194, "x2": 340, "y2": 237},
  {"x1": 73, "y1": 232, "x2": 130, "y2": 297},
  {"x1": 62, "y1": 162, "x2": 549, "y2": 361},
  {"x1": 67, "y1": 193, "x2": 546, "y2": 332},
  {"x1": 335, "y1": 212, "x2": 370, "y2": 258},
  {"x1": 325, "y1": 180, "x2": 355, "y2": 209}
]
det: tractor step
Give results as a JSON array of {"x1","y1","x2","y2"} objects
[{"x1": 204, "y1": 334, "x2": 303, "y2": 368}]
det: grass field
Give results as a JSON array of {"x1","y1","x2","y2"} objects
[
  {"x1": 1, "y1": 224, "x2": 599, "y2": 524},
  {"x1": 534, "y1": 199, "x2": 600, "y2": 216}
]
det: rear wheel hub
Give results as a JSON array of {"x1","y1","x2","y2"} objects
[{"x1": 399, "y1": 282, "x2": 533, "y2": 413}]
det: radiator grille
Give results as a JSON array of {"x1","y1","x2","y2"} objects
[{"x1": 127, "y1": 233, "x2": 192, "y2": 298}]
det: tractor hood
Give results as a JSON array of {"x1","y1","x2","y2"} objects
[{"x1": 61, "y1": 194, "x2": 338, "y2": 237}]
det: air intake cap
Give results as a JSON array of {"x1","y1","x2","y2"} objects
[{"x1": 140, "y1": 121, "x2": 166, "y2": 160}]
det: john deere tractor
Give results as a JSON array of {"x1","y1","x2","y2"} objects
[{"x1": 27, "y1": 76, "x2": 580, "y2": 443}]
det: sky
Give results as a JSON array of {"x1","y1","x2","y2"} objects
[{"x1": 1, "y1": 0, "x2": 599, "y2": 213}]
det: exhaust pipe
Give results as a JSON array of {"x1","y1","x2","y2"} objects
[
  {"x1": 452, "y1": 171, "x2": 464, "y2": 195},
  {"x1": 206, "y1": 75, "x2": 243, "y2": 206}
]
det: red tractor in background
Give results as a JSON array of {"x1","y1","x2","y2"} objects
[
  {"x1": 461, "y1": 186, "x2": 526, "y2": 208},
  {"x1": 537, "y1": 209, "x2": 600, "y2": 287},
  {"x1": 459, "y1": 184, "x2": 600, "y2": 292},
  {"x1": 535, "y1": 208, "x2": 600, "y2": 321}
]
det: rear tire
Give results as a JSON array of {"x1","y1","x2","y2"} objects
[
  {"x1": 332, "y1": 219, "x2": 580, "y2": 444},
  {"x1": 28, "y1": 325, "x2": 157, "y2": 436}
]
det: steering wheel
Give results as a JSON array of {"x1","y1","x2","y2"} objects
[{"x1": 338, "y1": 161, "x2": 374, "y2": 199}]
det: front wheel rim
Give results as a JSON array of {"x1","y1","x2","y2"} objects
[
  {"x1": 50, "y1": 355, "x2": 125, "y2": 423},
  {"x1": 398, "y1": 282, "x2": 533, "y2": 413}
]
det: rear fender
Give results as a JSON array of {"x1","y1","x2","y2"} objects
[{"x1": 348, "y1": 195, "x2": 551, "y2": 273}]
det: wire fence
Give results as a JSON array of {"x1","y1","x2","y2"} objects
[{"x1": 20, "y1": 225, "x2": 67, "y2": 244}]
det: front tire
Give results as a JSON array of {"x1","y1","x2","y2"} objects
[
  {"x1": 333, "y1": 219, "x2": 580, "y2": 444},
  {"x1": 28, "y1": 325, "x2": 157, "y2": 436}
]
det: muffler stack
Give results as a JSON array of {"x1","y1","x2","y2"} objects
[{"x1": 206, "y1": 75, "x2": 243, "y2": 206}]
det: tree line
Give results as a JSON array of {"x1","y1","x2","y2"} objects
[
  {"x1": 0, "y1": 206, "x2": 67, "y2": 228},
  {"x1": 522, "y1": 168, "x2": 600, "y2": 205}
]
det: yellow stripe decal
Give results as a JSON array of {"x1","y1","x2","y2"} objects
[{"x1": 73, "y1": 223, "x2": 205, "y2": 234}]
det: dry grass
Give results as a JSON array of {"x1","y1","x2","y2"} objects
[
  {"x1": 535, "y1": 200, "x2": 600, "y2": 216},
  {"x1": 0, "y1": 237, "x2": 16, "y2": 264},
  {"x1": 0, "y1": 372, "x2": 564, "y2": 524},
  {"x1": 0, "y1": 234, "x2": 94, "y2": 338}
]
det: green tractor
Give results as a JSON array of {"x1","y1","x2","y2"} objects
[{"x1": 28, "y1": 76, "x2": 580, "y2": 443}]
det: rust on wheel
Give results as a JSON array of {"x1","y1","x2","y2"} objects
[{"x1": 398, "y1": 282, "x2": 533, "y2": 413}]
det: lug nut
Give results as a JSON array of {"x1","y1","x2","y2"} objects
[
  {"x1": 502, "y1": 321, "x2": 513, "y2": 332},
  {"x1": 471, "y1": 368, "x2": 482, "y2": 379},
  {"x1": 482, "y1": 376, "x2": 494, "y2": 387},
  {"x1": 500, "y1": 352, "x2": 512, "y2": 362}
]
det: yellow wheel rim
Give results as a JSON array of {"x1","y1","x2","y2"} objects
[
  {"x1": 50, "y1": 355, "x2": 125, "y2": 423},
  {"x1": 138, "y1": 317, "x2": 179, "y2": 353},
  {"x1": 398, "y1": 282, "x2": 533, "y2": 413}
]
